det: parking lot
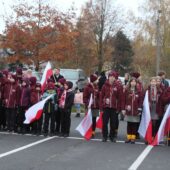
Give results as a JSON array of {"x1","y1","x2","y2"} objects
[{"x1": 0, "y1": 113, "x2": 169, "y2": 170}]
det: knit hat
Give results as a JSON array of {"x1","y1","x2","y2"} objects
[
  {"x1": 65, "y1": 81, "x2": 73, "y2": 89},
  {"x1": 16, "y1": 68, "x2": 22, "y2": 75},
  {"x1": 36, "y1": 83, "x2": 41, "y2": 88},
  {"x1": 130, "y1": 72, "x2": 140, "y2": 79},
  {"x1": 2, "y1": 70, "x2": 9, "y2": 77},
  {"x1": 29, "y1": 77, "x2": 37, "y2": 86},
  {"x1": 11, "y1": 74, "x2": 17, "y2": 81},
  {"x1": 47, "y1": 82, "x2": 55, "y2": 90},
  {"x1": 22, "y1": 78, "x2": 30, "y2": 86},
  {"x1": 108, "y1": 71, "x2": 117, "y2": 78},
  {"x1": 90, "y1": 74, "x2": 98, "y2": 83},
  {"x1": 58, "y1": 78, "x2": 66, "y2": 85}
]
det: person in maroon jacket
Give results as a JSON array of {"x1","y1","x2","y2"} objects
[
  {"x1": 83, "y1": 74, "x2": 100, "y2": 138},
  {"x1": 161, "y1": 87, "x2": 170, "y2": 105},
  {"x1": 0, "y1": 70, "x2": 9, "y2": 130},
  {"x1": 4, "y1": 74, "x2": 20, "y2": 132},
  {"x1": 122, "y1": 78, "x2": 143, "y2": 144},
  {"x1": 114, "y1": 71, "x2": 123, "y2": 138},
  {"x1": 59, "y1": 81, "x2": 74, "y2": 137},
  {"x1": 100, "y1": 71, "x2": 122, "y2": 142},
  {"x1": 17, "y1": 78, "x2": 30, "y2": 134},
  {"x1": 55, "y1": 78, "x2": 66, "y2": 135},
  {"x1": 30, "y1": 83, "x2": 42, "y2": 135},
  {"x1": 0, "y1": 71, "x2": 4, "y2": 130},
  {"x1": 147, "y1": 77, "x2": 163, "y2": 139},
  {"x1": 161, "y1": 86, "x2": 170, "y2": 145},
  {"x1": 16, "y1": 67, "x2": 23, "y2": 86}
]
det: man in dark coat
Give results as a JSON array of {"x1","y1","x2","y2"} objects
[
  {"x1": 50, "y1": 68, "x2": 64, "y2": 87},
  {"x1": 158, "y1": 71, "x2": 169, "y2": 88}
]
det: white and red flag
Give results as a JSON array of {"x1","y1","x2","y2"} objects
[
  {"x1": 40, "y1": 61, "x2": 53, "y2": 92},
  {"x1": 138, "y1": 90, "x2": 153, "y2": 144},
  {"x1": 152, "y1": 104, "x2": 170, "y2": 146},
  {"x1": 76, "y1": 94, "x2": 93, "y2": 140},
  {"x1": 96, "y1": 111, "x2": 103, "y2": 129},
  {"x1": 24, "y1": 94, "x2": 54, "y2": 124}
]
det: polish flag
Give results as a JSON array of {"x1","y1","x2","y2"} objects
[
  {"x1": 138, "y1": 90, "x2": 153, "y2": 144},
  {"x1": 76, "y1": 94, "x2": 93, "y2": 140},
  {"x1": 96, "y1": 111, "x2": 103, "y2": 129},
  {"x1": 40, "y1": 61, "x2": 53, "y2": 92},
  {"x1": 152, "y1": 104, "x2": 170, "y2": 146},
  {"x1": 24, "y1": 94, "x2": 54, "y2": 124}
]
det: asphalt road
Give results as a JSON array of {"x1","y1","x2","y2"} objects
[{"x1": 0, "y1": 113, "x2": 169, "y2": 170}]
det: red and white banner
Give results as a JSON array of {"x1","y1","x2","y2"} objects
[
  {"x1": 24, "y1": 94, "x2": 54, "y2": 124},
  {"x1": 138, "y1": 90, "x2": 153, "y2": 144},
  {"x1": 152, "y1": 104, "x2": 170, "y2": 146},
  {"x1": 40, "y1": 61, "x2": 53, "y2": 92},
  {"x1": 76, "y1": 94, "x2": 93, "y2": 140},
  {"x1": 96, "y1": 111, "x2": 103, "y2": 129}
]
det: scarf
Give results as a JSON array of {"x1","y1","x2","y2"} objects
[{"x1": 59, "y1": 90, "x2": 67, "y2": 108}]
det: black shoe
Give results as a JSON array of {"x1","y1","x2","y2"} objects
[
  {"x1": 145, "y1": 141, "x2": 148, "y2": 145},
  {"x1": 59, "y1": 133, "x2": 64, "y2": 137},
  {"x1": 131, "y1": 140, "x2": 135, "y2": 144},
  {"x1": 63, "y1": 134, "x2": 69, "y2": 138},
  {"x1": 43, "y1": 133, "x2": 48, "y2": 137},
  {"x1": 110, "y1": 138, "x2": 116, "y2": 143},
  {"x1": 49, "y1": 133, "x2": 55, "y2": 136},
  {"x1": 102, "y1": 138, "x2": 107, "y2": 142},
  {"x1": 75, "y1": 113, "x2": 80, "y2": 117},
  {"x1": 125, "y1": 140, "x2": 131, "y2": 143}
]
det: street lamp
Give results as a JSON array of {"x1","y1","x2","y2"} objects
[{"x1": 156, "y1": 9, "x2": 162, "y2": 75}]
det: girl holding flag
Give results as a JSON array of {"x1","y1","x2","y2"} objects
[{"x1": 83, "y1": 74, "x2": 100, "y2": 138}]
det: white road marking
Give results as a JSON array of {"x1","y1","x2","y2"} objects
[
  {"x1": 0, "y1": 136, "x2": 56, "y2": 159},
  {"x1": 128, "y1": 145, "x2": 154, "y2": 170},
  {"x1": 0, "y1": 131, "x2": 146, "y2": 145}
]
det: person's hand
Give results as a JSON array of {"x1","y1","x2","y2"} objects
[
  {"x1": 105, "y1": 98, "x2": 110, "y2": 105},
  {"x1": 121, "y1": 110, "x2": 126, "y2": 116},
  {"x1": 126, "y1": 105, "x2": 131, "y2": 111}
]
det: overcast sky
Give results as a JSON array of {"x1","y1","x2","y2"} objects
[{"x1": 0, "y1": 0, "x2": 144, "y2": 34}]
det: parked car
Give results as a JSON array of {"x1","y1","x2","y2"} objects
[{"x1": 60, "y1": 69, "x2": 88, "y2": 90}]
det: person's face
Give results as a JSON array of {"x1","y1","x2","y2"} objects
[
  {"x1": 130, "y1": 80, "x2": 136, "y2": 87},
  {"x1": 55, "y1": 69, "x2": 60, "y2": 75},
  {"x1": 64, "y1": 84, "x2": 68, "y2": 90},
  {"x1": 150, "y1": 79, "x2": 157, "y2": 86},
  {"x1": 125, "y1": 73, "x2": 129, "y2": 80},
  {"x1": 22, "y1": 81, "x2": 26, "y2": 86},
  {"x1": 10, "y1": 77, "x2": 15, "y2": 83},
  {"x1": 156, "y1": 78, "x2": 161, "y2": 86},
  {"x1": 162, "y1": 74, "x2": 165, "y2": 79},
  {"x1": 109, "y1": 76, "x2": 115, "y2": 83}
]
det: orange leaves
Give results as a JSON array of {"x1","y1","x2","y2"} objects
[{"x1": 2, "y1": 1, "x2": 79, "y2": 70}]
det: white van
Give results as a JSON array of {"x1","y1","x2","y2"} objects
[{"x1": 60, "y1": 69, "x2": 88, "y2": 90}]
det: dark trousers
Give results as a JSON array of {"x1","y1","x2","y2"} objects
[
  {"x1": 43, "y1": 111, "x2": 55, "y2": 134},
  {"x1": 92, "y1": 117, "x2": 97, "y2": 131},
  {"x1": 60, "y1": 108, "x2": 71, "y2": 135},
  {"x1": 55, "y1": 108, "x2": 61, "y2": 133},
  {"x1": 152, "y1": 120, "x2": 159, "y2": 137},
  {"x1": 32, "y1": 116, "x2": 43, "y2": 133},
  {"x1": 6, "y1": 108, "x2": 16, "y2": 131},
  {"x1": 0, "y1": 106, "x2": 6, "y2": 129},
  {"x1": 18, "y1": 106, "x2": 28, "y2": 132},
  {"x1": 127, "y1": 122, "x2": 138, "y2": 135},
  {"x1": 102, "y1": 108, "x2": 117, "y2": 139}
]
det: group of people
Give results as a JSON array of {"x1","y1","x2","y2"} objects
[
  {"x1": 0, "y1": 66, "x2": 170, "y2": 145},
  {"x1": 83, "y1": 70, "x2": 170, "y2": 144},
  {"x1": 0, "y1": 68, "x2": 74, "y2": 137}
]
